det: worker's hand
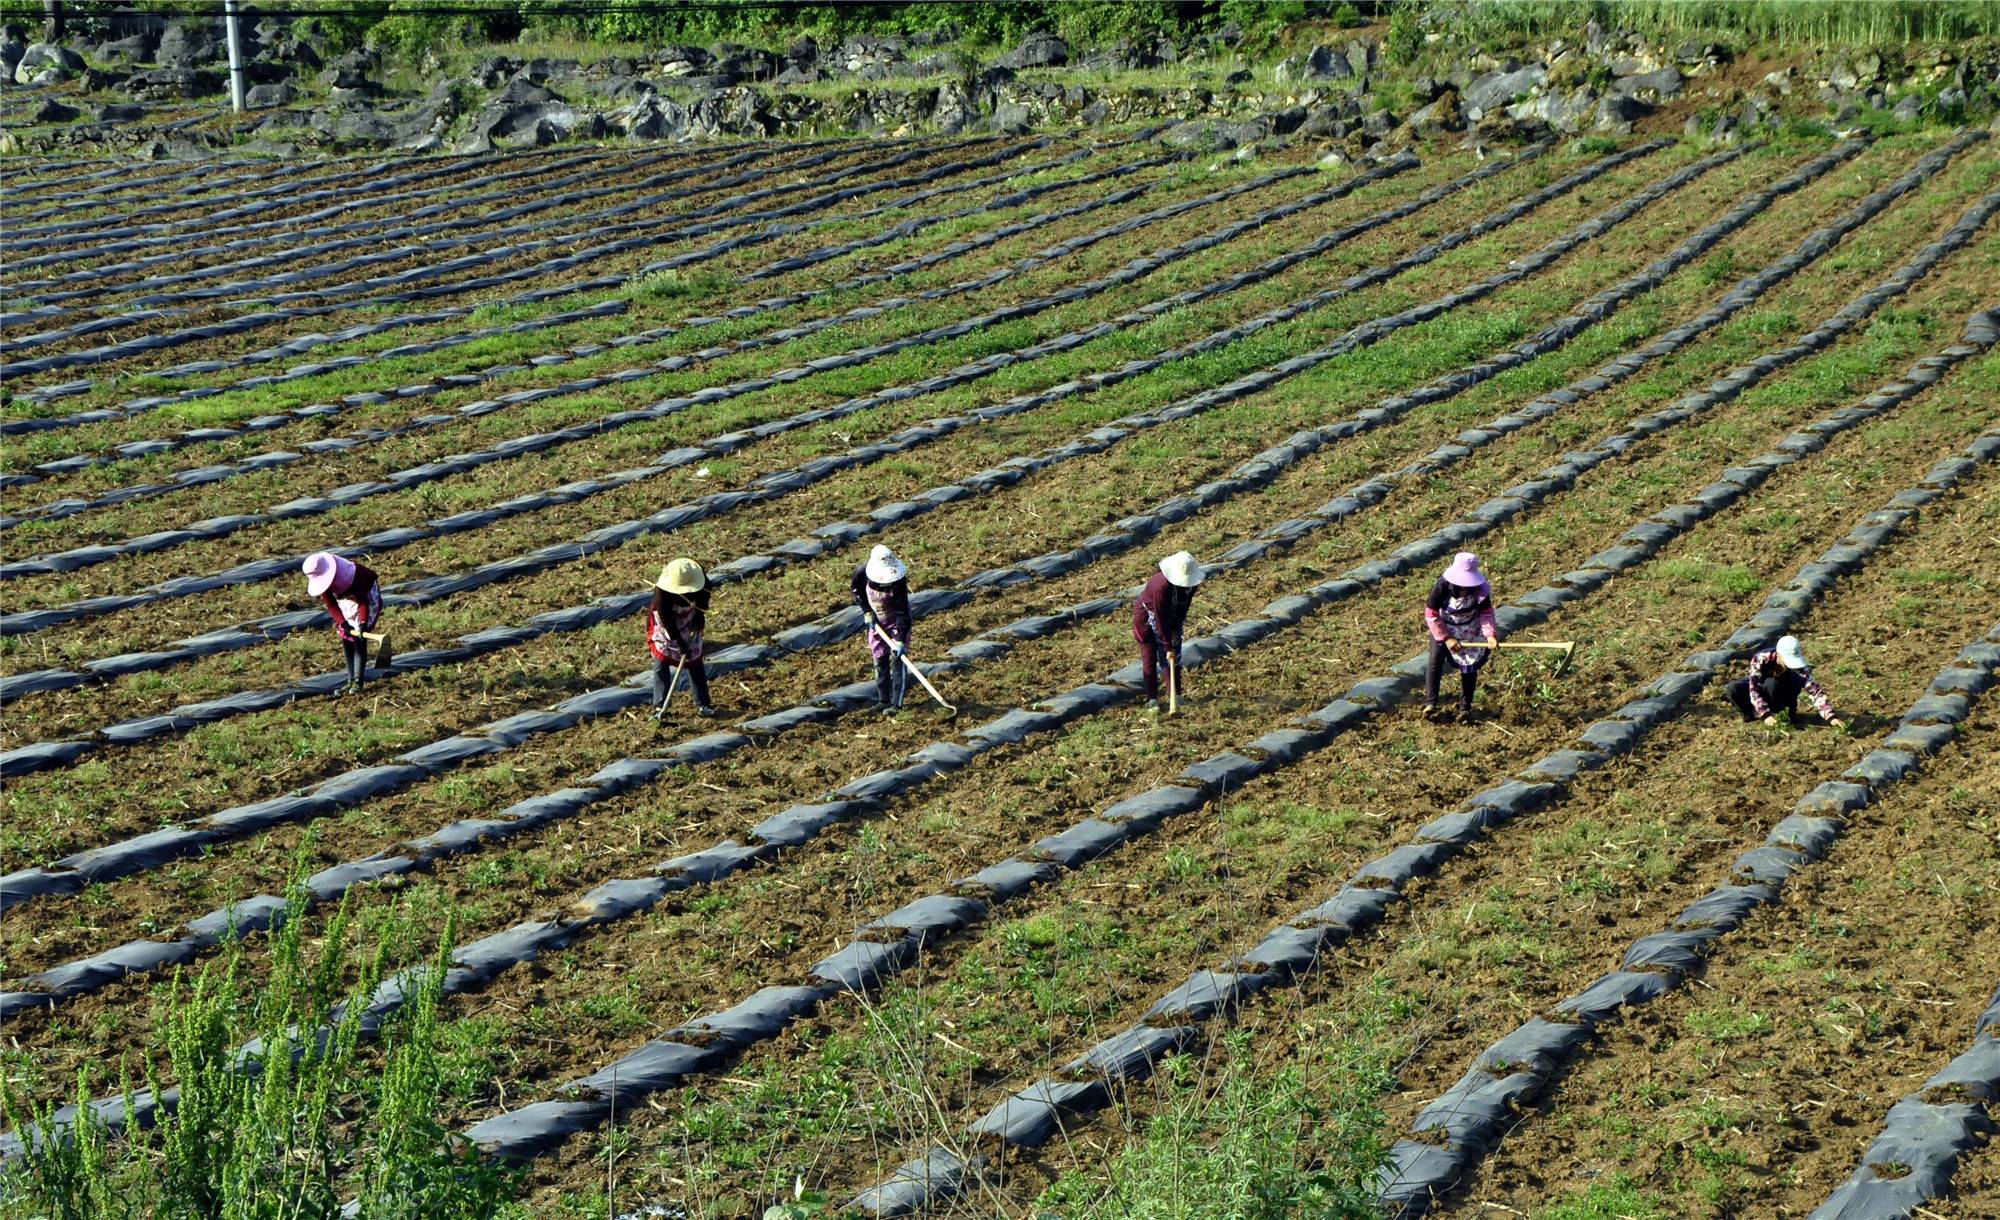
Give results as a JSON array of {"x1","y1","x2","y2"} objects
[
  {"x1": 1829, "y1": 716, "x2": 1847, "y2": 730},
  {"x1": 891, "y1": 638, "x2": 906, "y2": 657},
  {"x1": 1485, "y1": 634, "x2": 1498, "y2": 648},
  {"x1": 1762, "y1": 714, "x2": 1778, "y2": 727},
  {"x1": 862, "y1": 610, "x2": 877, "y2": 626}
]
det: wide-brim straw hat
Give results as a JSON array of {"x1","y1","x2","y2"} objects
[
  {"x1": 302, "y1": 551, "x2": 353, "y2": 597},
  {"x1": 865, "y1": 544, "x2": 907, "y2": 584},
  {"x1": 1160, "y1": 550, "x2": 1204, "y2": 588},
  {"x1": 1775, "y1": 635, "x2": 1808, "y2": 669},
  {"x1": 1442, "y1": 550, "x2": 1485, "y2": 586},
  {"x1": 657, "y1": 557, "x2": 706, "y2": 595}
]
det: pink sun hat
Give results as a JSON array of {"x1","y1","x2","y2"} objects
[
  {"x1": 1442, "y1": 551, "x2": 1486, "y2": 587},
  {"x1": 302, "y1": 551, "x2": 354, "y2": 597}
]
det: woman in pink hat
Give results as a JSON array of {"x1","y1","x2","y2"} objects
[
  {"x1": 1423, "y1": 551, "x2": 1498, "y2": 718},
  {"x1": 302, "y1": 551, "x2": 383, "y2": 695}
]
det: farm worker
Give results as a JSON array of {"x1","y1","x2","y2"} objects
[
  {"x1": 1133, "y1": 550, "x2": 1203, "y2": 712},
  {"x1": 303, "y1": 551, "x2": 382, "y2": 696},
  {"x1": 648, "y1": 557, "x2": 714, "y2": 719},
  {"x1": 852, "y1": 543, "x2": 912, "y2": 712},
  {"x1": 1725, "y1": 635, "x2": 1845, "y2": 728},
  {"x1": 1423, "y1": 550, "x2": 1499, "y2": 717}
]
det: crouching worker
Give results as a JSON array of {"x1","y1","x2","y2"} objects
[
  {"x1": 1424, "y1": 551, "x2": 1498, "y2": 717},
  {"x1": 649, "y1": 557, "x2": 714, "y2": 719},
  {"x1": 853, "y1": 544, "x2": 911, "y2": 713},
  {"x1": 303, "y1": 551, "x2": 383, "y2": 696},
  {"x1": 1726, "y1": 634, "x2": 1844, "y2": 729},
  {"x1": 1134, "y1": 550, "x2": 1203, "y2": 713}
]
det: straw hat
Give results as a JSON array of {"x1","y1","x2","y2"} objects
[
  {"x1": 1775, "y1": 635, "x2": 1808, "y2": 670},
  {"x1": 1160, "y1": 551, "x2": 1204, "y2": 589},
  {"x1": 302, "y1": 551, "x2": 353, "y2": 597},
  {"x1": 865, "y1": 544, "x2": 907, "y2": 584},
  {"x1": 657, "y1": 557, "x2": 706, "y2": 595}
]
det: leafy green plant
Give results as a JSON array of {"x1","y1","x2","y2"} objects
[{"x1": 0, "y1": 854, "x2": 517, "y2": 1218}]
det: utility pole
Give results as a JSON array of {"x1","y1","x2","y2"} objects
[
  {"x1": 223, "y1": 0, "x2": 245, "y2": 112},
  {"x1": 40, "y1": 0, "x2": 63, "y2": 43}
]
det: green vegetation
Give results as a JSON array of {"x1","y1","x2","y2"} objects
[
  {"x1": 1422, "y1": 0, "x2": 2000, "y2": 45},
  {"x1": 0, "y1": 859, "x2": 517, "y2": 1219}
]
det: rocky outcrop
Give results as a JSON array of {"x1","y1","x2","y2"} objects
[{"x1": 14, "y1": 42, "x2": 83, "y2": 85}]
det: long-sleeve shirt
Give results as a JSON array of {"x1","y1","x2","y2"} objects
[
  {"x1": 852, "y1": 565, "x2": 911, "y2": 659},
  {"x1": 1132, "y1": 572, "x2": 1193, "y2": 651},
  {"x1": 1424, "y1": 577, "x2": 1497, "y2": 643},
  {"x1": 647, "y1": 587, "x2": 709, "y2": 664},
  {"x1": 1745, "y1": 649, "x2": 1836, "y2": 720},
  {"x1": 320, "y1": 562, "x2": 381, "y2": 640}
]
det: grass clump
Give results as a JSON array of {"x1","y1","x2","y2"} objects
[{"x1": 0, "y1": 865, "x2": 517, "y2": 1219}]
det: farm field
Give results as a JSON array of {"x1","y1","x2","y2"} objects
[{"x1": 3, "y1": 122, "x2": 1997, "y2": 1220}]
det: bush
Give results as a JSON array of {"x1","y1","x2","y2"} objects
[{"x1": 1386, "y1": 1, "x2": 1426, "y2": 64}]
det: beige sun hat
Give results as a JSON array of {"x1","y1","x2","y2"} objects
[
  {"x1": 865, "y1": 544, "x2": 907, "y2": 584},
  {"x1": 657, "y1": 557, "x2": 706, "y2": 594},
  {"x1": 1160, "y1": 550, "x2": 1204, "y2": 589}
]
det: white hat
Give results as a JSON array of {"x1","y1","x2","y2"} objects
[
  {"x1": 657, "y1": 557, "x2": 705, "y2": 594},
  {"x1": 1160, "y1": 550, "x2": 1204, "y2": 589},
  {"x1": 1775, "y1": 635, "x2": 1808, "y2": 670},
  {"x1": 865, "y1": 544, "x2": 907, "y2": 585}
]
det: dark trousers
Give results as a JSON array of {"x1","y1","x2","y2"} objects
[
  {"x1": 1726, "y1": 671, "x2": 1804, "y2": 721},
  {"x1": 1425, "y1": 641, "x2": 1483, "y2": 709},
  {"x1": 875, "y1": 656, "x2": 907, "y2": 708},
  {"x1": 1138, "y1": 637, "x2": 1179, "y2": 702},
  {"x1": 652, "y1": 657, "x2": 711, "y2": 708},
  {"x1": 341, "y1": 638, "x2": 368, "y2": 685}
]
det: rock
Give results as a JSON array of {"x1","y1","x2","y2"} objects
[
  {"x1": 100, "y1": 32, "x2": 156, "y2": 63},
  {"x1": 787, "y1": 34, "x2": 818, "y2": 68},
  {"x1": 1276, "y1": 45, "x2": 1350, "y2": 83},
  {"x1": 96, "y1": 102, "x2": 146, "y2": 122},
  {"x1": 13, "y1": 42, "x2": 83, "y2": 85},
  {"x1": 1224, "y1": 68, "x2": 1252, "y2": 86},
  {"x1": 493, "y1": 76, "x2": 559, "y2": 107},
  {"x1": 1345, "y1": 38, "x2": 1377, "y2": 77},
  {"x1": 1268, "y1": 106, "x2": 1307, "y2": 135},
  {"x1": 81, "y1": 67, "x2": 129, "y2": 91},
  {"x1": 470, "y1": 55, "x2": 515, "y2": 88},
  {"x1": 316, "y1": 65, "x2": 375, "y2": 92},
  {"x1": 774, "y1": 63, "x2": 821, "y2": 85},
  {"x1": 1595, "y1": 92, "x2": 1649, "y2": 130},
  {"x1": 611, "y1": 91, "x2": 686, "y2": 139},
  {"x1": 33, "y1": 98, "x2": 79, "y2": 123},
  {"x1": 1614, "y1": 65, "x2": 1682, "y2": 98},
  {"x1": 1079, "y1": 97, "x2": 1110, "y2": 126},
  {"x1": 1160, "y1": 117, "x2": 1265, "y2": 150},
  {"x1": 1298, "y1": 105, "x2": 1345, "y2": 138},
  {"x1": 996, "y1": 30, "x2": 1067, "y2": 70},
  {"x1": 1462, "y1": 64, "x2": 1547, "y2": 116},
  {"x1": 990, "y1": 101, "x2": 1035, "y2": 134},
  {"x1": 1510, "y1": 86, "x2": 1601, "y2": 132},
  {"x1": 245, "y1": 80, "x2": 293, "y2": 108},
  {"x1": 1406, "y1": 89, "x2": 1463, "y2": 133},
  {"x1": 122, "y1": 66, "x2": 223, "y2": 100},
  {"x1": 655, "y1": 45, "x2": 710, "y2": 77},
  {"x1": 155, "y1": 21, "x2": 217, "y2": 68},
  {"x1": 934, "y1": 78, "x2": 977, "y2": 132},
  {"x1": 312, "y1": 106, "x2": 403, "y2": 148},
  {"x1": 1892, "y1": 93, "x2": 1923, "y2": 122}
]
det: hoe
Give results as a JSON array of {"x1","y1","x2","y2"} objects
[
  {"x1": 1458, "y1": 639, "x2": 1577, "y2": 674},
  {"x1": 872, "y1": 621, "x2": 957, "y2": 716}
]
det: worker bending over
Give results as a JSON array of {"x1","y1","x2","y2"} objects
[
  {"x1": 1134, "y1": 550, "x2": 1203, "y2": 713},
  {"x1": 1726, "y1": 634, "x2": 1844, "y2": 728}
]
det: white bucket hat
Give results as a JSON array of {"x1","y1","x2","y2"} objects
[
  {"x1": 865, "y1": 544, "x2": 907, "y2": 585},
  {"x1": 1160, "y1": 550, "x2": 1204, "y2": 589},
  {"x1": 1775, "y1": 635, "x2": 1808, "y2": 670},
  {"x1": 657, "y1": 557, "x2": 705, "y2": 595}
]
